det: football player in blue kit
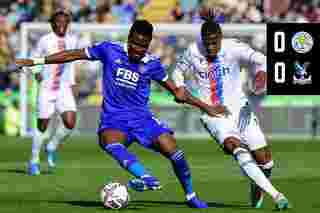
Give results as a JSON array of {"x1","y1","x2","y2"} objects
[{"x1": 16, "y1": 19, "x2": 226, "y2": 208}]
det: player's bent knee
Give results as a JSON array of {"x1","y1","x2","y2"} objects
[
  {"x1": 223, "y1": 136, "x2": 241, "y2": 155},
  {"x1": 64, "y1": 121, "x2": 76, "y2": 130},
  {"x1": 252, "y1": 146, "x2": 273, "y2": 165},
  {"x1": 157, "y1": 133, "x2": 177, "y2": 157},
  {"x1": 37, "y1": 120, "x2": 49, "y2": 133}
]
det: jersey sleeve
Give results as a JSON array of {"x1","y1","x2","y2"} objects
[
  {"x1": 32, "y1": 36, "x2": 46, "y2": 57},
  {"x1": 84, "y1": 41, "x2": 108, "y2": 61},
  {"x1": 172, "y1": 47, "x2": 193, "y2": 87},
  {"x1": 236, "y1": 40, "x2": 266, "y2": 75},
  {"x1": 150, "y1": 59, "x2": 168, "y2": 82}
]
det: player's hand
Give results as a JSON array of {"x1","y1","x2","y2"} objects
[
  {"x1": 254, "y1": 71, "x2": 266, "y2": 95},
  {"x1": 174, "y1": 87, "x2": 187, "y2": 103},
  {"x1": 205, "y1": 104, "x2": 231, "y2": 117},
  {"x1": 15, "y1": 59, "x2": 34, "y2": 67}
]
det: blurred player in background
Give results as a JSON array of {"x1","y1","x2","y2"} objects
[
  {"x1": 27, "y1": 8, "x2": 79, "y2": 175},
  {"x1": 172, "y1": 10, "x2": 290, "y2": 210},
  {"x1": 15, "y1": 19, "x2": 228, "y2": 208}
]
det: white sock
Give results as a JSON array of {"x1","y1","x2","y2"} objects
[
  {"x1": 186, "y1": 192, "x2": 196, "y2": 201},
  {"x1": 30, "y1": 128, "x2": 46, "y2": 164},
  {"x1": 233, "y1": 147, "x2": 280, "y2": 200},
  {"x1": 46, "y1": 123, "x2": 73, "y2": 152}
]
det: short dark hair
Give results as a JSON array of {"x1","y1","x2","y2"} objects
[
  {"x1": 50, "y1": 8, "x2": 72, "y2": 23},
  {"x1": 129, "y1": 19, "x2": 153, "y2": 38},
  {"x1": 201, "y1": 20, "x2": 221, "y2": 37},
  {"x1": 200, "y1": 8, "x2": 222, "y2": 37}
]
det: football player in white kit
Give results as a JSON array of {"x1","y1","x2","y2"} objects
[
  {"x1": 172, "y1": 14, "x2": 290, "y2": 210},
  {"x1": 28, "y1": 9, "x2": 79, "y2": 175}
]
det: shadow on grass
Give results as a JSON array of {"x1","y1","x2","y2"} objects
[
  {"x1": 1, "y1": 169, "x2": 53, "y2": 175},
  {"x1": 60, "y1": 200, "x2": 251, "y2": 210},
  {"x1": 2, "y1": 169, "x2": 27, "y2": 174},
  {"x1": 132, "y1": 200, "x2": 251, "y2": 209},
  {"x1": 58, "y1": 200, "x2": 143, "y2": 210}
]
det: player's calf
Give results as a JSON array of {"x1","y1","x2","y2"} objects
[
  {"x1": 45, "y1": 144, "x2": 57, "y2": 173},
  {"x1": 250, "y1": 181, "x2": 264, "y2": 208},
  {"x1": 251, "y1": 160, "x2": 274, "y2": 208},
  {"x1": 251, "y1": 148, "x2": 274, "y2": 208},
  {"x1": 100, "y1": 141, "x2": 159, "y2": 188},
  {"x1": 224, "y1": 138, "x2": 276, "y2": 195}
]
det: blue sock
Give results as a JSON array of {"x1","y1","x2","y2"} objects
[
  {"x1": 128, "y1": 162, "x2": 146, "y2": 178},
  {"x1": 100, "y1": 142, "x2": 147, "y2": 178},
  {"x1": 170, "y1": 150, "x2": 193, "y2": 195}
]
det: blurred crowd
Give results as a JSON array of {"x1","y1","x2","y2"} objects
[{"x1": 0, "y1": 0, "x2": 320, "y2": 135}]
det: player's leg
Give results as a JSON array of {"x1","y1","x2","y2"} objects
[
  {"x1": 250, "y1": 146, "x2": 273, "y2": 208},
  {"x1": 239, "y1": 106, "x2": 275, "y2": 208},
  {"x1": 227, "y1": 138, "x2": 288, "y2": 210},
  {"x1": 29, "y1": 88, "x2": 55, "y2": 175},
  {"x1": 201, "y1": 114, "x2": 289, "y2": 210},
  {"x1": 99, "y1": 128, "x2": 158, "y2": 188},
  {"x1": 45, "y1": 110, "x2": 76, "y2": 170},
  {"x1": 129, "y1": 116, "x2": 207, "y2": 208},
  {"x1": 46, "y1": 87, "x2": 77, "y2": 170},
  {"x1": 155, "y1": 133, "x2": 208, "y2": 208},
  {"x1": 29, "y1": 118, "x2": 51, "y2": 175}
]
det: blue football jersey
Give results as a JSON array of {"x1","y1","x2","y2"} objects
[{"x1": 85, "y1": 41, "x2": 168, "y2": 118}]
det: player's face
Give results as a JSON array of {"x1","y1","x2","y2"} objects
[
  {"x1": 127, "y1": 32, "x2": 151, "y2": 62},
  {"x1": 51, "y1": 14, "x2": 70, "y2": 37},
  {"x1": 202, "y1": 32, "x2": 222, "y2": 58}
]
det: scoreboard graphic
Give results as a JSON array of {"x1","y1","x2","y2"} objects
[{"x1": 267, "y1": 23, "x2": 320, "y2": 95}]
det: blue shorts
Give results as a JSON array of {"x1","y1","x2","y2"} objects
[{"x1": 98, "y1": 112, "x2": 173, "y2": 149}]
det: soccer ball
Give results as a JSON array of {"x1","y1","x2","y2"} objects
[{"x1": 100, "y1": 182, "x2": 130, "y2": 209}]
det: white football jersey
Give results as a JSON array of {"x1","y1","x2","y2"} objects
[
  {"x1": 32, "y1": 32, "x2": 80, "y2": 91},
  {"x1": 173, "y1": 38, "x2": 266, "y2": 113}
]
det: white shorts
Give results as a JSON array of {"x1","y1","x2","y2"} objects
[
  {"x1": 200, "y1": 104, "x2": 267, "y2": 151},
  {"x1": 36, "y1": 86, "x2": 77, "y2": 119}
]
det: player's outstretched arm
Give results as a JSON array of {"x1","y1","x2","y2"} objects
[
  {"x1": 15, "y1": 49, "x2": 88, "y2": 67},
  {"x1": 160, "y1": 79, "x2": 230, "y2": 117},
  {"x1": 179, "y1": 86, "x2": 230, "y2": 117}
]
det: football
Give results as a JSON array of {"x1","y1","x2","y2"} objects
[{"x1": 100, "y1": 182, "x2": 130, "y2": 209}]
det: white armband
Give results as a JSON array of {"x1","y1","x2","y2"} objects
[{"x1": 32, "y1": 57, "x2": 45, "y2": 65}]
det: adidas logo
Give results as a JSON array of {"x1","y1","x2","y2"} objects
[{"x1": 115, "y1": 58, "x2": 122, "y2": 64}]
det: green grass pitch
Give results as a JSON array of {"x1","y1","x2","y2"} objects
[{"x1": 0, "y1": 135, "x2": 319, "y2": 212}]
